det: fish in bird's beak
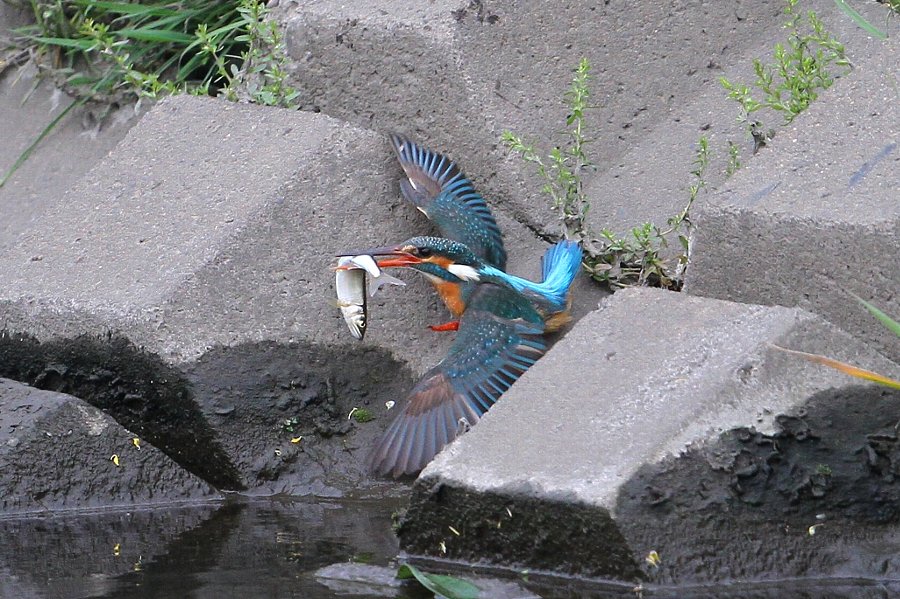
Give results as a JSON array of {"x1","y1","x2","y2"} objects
[{"x1": 334, "y1": 254, "x2": 407, "y2": 340}]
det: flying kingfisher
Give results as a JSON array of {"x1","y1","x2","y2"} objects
[{"x1": 342, "y1": 135, "x2": 582, "y2": 477}]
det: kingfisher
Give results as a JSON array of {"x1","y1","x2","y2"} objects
[
  {"x1": 342, "y1": 135, "x2": 582, "y2": 477},
  {"x1": 354, "y1": 235, "x2": 582, "y2": 477}
]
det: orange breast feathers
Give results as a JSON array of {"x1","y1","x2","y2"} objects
[{"x1": 433, "y1": 280, "x2": 466, "y2": 317}]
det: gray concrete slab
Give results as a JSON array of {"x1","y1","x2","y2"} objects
[
  {"x1": 0, "y1": 94, "x2": 598, "y2": 496},
  {"x1": 399, "y1": 288, "x2": 900, "y2": 583},
  {"x1": 0, "y1": 378, "x2": 217, "y2": 513},
  {"x1": 0, "y1": 94, "x2": 568, "y2": 373},
  {"x1": 580, "y1": 0, "x2": 893, "y2": 235},
  {"x1": 274, "y1": 0, "x2": 884, "y2": 238},
  {"x1": 685, "y1": 34, "x2": 900, "y2": 362}
]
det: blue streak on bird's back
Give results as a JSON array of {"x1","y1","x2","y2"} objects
[{"x1": 481, "y1": 240, "x2": 582, "y2": 312}]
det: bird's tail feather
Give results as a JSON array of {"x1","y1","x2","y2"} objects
[{"x1": 539, "y1": 239, "x2": 582, "y2": 304}]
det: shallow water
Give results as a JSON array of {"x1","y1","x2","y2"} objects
[
  {"x1": 1, "y1": 498, "x2": 897, "y2": 599},
  {"x1": 0, "y1": 498, "x2": 408, "y2": 599}
]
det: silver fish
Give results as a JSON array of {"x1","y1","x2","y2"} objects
[
  {"x1": 336, "y1": 256, "x2": 368, "y2": 340},
  {"x1": 335, "y1": 255, "x2": 407, "y2": 340}
]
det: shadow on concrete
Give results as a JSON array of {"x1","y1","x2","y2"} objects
[
  {"x1": 0, "y1": 331, "x2": 418, "y2": 497},
  {"x1": 0, "y1": 331, "x2": 244, "y2": 490}
]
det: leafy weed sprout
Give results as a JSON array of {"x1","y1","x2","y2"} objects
[
  {"x1": 720, "y1": 0, "x2": 850, "y2": 152},
  {"x1": 502, "y1": 58, "x2": 707, "y2": 290}
]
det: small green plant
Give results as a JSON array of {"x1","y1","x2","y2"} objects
[
  {"x1": 726, "y1": 141, "x2": 742, "y2": 177},
  {"x1": 501, "y1": 58, "x2": 591, "y2": 244},
  {"x1": 502, "y1": 58, "x2": 707, "y2": 290},
  {"x1": 720, "y1": 0, "x2": 850, "y2": 150},
  {"x1": 281, "y1": 416, "x2": 300, "y2": 433},
  {"x1": 348, "y1": 407, "x2": 374, "y2": 423},
  {"x1": 195, "y1": 0, "x2": 300, "y2": 107}
]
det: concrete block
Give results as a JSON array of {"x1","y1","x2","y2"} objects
[
  {"x1": 399, "y1": 288, "x2": 900, "y2": 584},
  {"x1": 274, "y1": 0, "x2": 875, "y2": 237},
  {"x1": 0, "y1": 94, "x2": 559, "y2": 371},
  {"x1": 685, "y1": 35, "x2": 900, "y2": 363},
  {"x1": 0, "y1": 94, "x2": 590, "y2": 496},
  {"x1": 0, "y1": 378, "x2": 217, "y2": 514}
]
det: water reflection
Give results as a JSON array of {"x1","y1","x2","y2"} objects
[
  {"x1": 0, "y1": 498, "x2": 403, "y2": 599},
  {"x1": 1, "y1": 498, "x2": 897, "y2": 598}
]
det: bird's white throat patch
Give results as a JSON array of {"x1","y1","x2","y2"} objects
[{"x1": 447, "y1": 264, "x2": 481, "y2": 281}]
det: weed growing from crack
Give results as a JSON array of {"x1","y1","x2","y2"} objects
[
  {"x1": 720, "y1": 0, "x2": 850, "y2": 152},
  {"x1": 502, "y1": 58, "x2": 708, "y2": 290},
  {"x1": 726, "y1": 141, "x2": 742, "y2": 177}
]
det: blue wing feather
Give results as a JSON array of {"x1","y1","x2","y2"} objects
[
  {"x1": 389, "y1": 134, "x2": 507, "y2": 270},
  {"x1": 369, "y1": 284, "x2": 546, "y2": 477}
]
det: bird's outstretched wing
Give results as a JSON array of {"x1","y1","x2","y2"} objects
[
  {"x1": 389, "y1": 133, "x2": 507, "y2": 270},
  {"x1": 369, "y1": 284, "x2": 546, "y2": 477}
]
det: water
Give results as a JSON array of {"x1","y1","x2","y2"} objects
[
  {"x1": 0, "y1": 497, "x2": 408, "y2": 599},
  {"x1": 1, "y1": 498, "x2": 897, "y2": 599}
]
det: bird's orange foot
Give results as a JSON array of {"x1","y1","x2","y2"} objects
[{"x1": 429, "y1": 320, "x2": 460, "y2": 332}]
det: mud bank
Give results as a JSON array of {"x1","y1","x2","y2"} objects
[{"x1": 0, "y1": 331, "x2": 417, "y2": 506}]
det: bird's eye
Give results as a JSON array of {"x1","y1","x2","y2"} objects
[{"x1": 418, "y1": 247, "x2": 433, "y2": 258}]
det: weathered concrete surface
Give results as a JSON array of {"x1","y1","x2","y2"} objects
[
  {"x1": 685, "y1": 34, "x2": 900, "y2": 363},
  {"x1": 400, "y1": 288, "x2": 900, "y2": 584},
  {"x1": 0, "y1": 93, "x2": 562, "y2": 372},
  {"x1": 274, "y1": 0, "x2": 886, "y2": 237},
  {"x1": 0, "y1": 5, "x2": 139, "y2": 248},
  {"x1": 0, "y1": 377, "x2": 217, "y2": 514},
  {"x1": 580, "y1": 0, "x2": 893, "y2": 233},
  {"x1": 0, "y1": 94, "x2": 597, "y2": 497}
]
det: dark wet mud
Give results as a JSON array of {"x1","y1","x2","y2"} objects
[
  {"x1": 616, "y1": 384, "x2": 900, "y2": 586},
  {"x1": 181, "y1": 339, "x2": 417, "y2": 497},
  {"x1": 0, "y1": 332, "x2": 417, "y2": 499}
]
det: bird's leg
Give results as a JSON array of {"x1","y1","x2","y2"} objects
[{"x1": 429, "y1": 320, "x2": 460, "y2": 332}]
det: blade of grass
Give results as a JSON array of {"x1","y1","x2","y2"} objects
[
  {"x1": 0, "y1": 100, "x2": 81, "y2": 189},
  {"x1": 397, "y1": 564, "x2": 480, "y2": 599},
  {"x1": 833, "y1": 0, "x2": 887, "y2": 39},
  {"x1": 849, "y1": 292, "x2": 900, "y2": 338},
  {"x1": 72, "y1": 1, "x2": 180, "y2": 18},
  {"x1": 771, "y1": 345, "x2": 900, "y2": 390},
  {"x1": 22, "y1": 36, "x2": 96, "y2": 50},
  {"x1": 117, "y1": 29, "x2": 195, "y2": 44}
]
